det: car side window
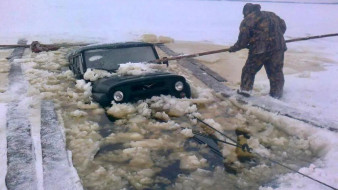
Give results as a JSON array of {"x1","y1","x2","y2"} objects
[
  {"x1": 73, "y1": 56, "x2": 82, "y2": 76},
  {"x1": 73, "y1": 57, "x2": 79, "y2": 74},
  {"x1": 73, "y1": 55, "x2": 84, "y2": 74},
  {"x1": 79, "y1": 55, "x2": 84, "y2": 74},
  {"x1": 69, "y1": 57, "x2": 74, "y2": 71}
]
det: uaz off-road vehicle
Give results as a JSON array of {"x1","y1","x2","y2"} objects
[
  {"x1": 68, "y1": 42, "x2": 191, "y2": 106},
  {"x1": 68, "y1": 43, "x2": 226, "y2": 174}
]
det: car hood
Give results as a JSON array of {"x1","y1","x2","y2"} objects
[{"x1": 92, "y1": 72, "x2": 185, "y2": 93}]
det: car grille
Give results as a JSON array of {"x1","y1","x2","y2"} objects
[
  {"x1": 131, "y1": 81, "x2": 165, "y2": 92},
  {"x1": 131, "y1": 89, "x2": 170, "y2": 101}
]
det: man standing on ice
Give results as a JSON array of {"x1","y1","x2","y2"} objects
[{"x1": 229, "y1": 3, "x2": 287, "y2": 99}]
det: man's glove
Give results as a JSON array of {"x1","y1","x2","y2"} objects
[{"x1": 229, "y1": 46, "x2": 239, "y2": 53}]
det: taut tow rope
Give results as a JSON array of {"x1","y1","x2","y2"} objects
[{"x1": 191, "y1": 115, "x2": 337, "y2": 190}]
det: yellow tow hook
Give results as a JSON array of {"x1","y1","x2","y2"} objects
[{"x1": 235, "y1": 128, "x2": 254, "y2": 162}]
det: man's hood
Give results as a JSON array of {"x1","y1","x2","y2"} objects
[{"x1": 243, "y1": 3, "x2": 261, "y2": 17}]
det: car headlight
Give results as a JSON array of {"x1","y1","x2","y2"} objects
[
  {"x1": 175, "y1": 81, "x2": 184, "y2": 91},
  {"x1": 113, "y1": 91, "x2": 124, "y2": 102}
]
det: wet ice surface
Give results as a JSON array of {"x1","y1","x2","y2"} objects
[{"x1": 19, "y1": 48, "x2": 318, "y2": 190}]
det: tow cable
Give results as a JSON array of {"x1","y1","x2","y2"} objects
[
  {"x1": 189, "y1": 115, "x2": 337, "y2": 190},
  {"x1": 98, "y1": 103, "x2": 336, "y2": 189}
]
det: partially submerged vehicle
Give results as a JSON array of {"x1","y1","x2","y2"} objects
[
  {"x1": 68, "y1": 42, "x2": 227, "y2": 173},
  {"x1": 68, "y1": 42, "x2": 191, "y2": 106}
]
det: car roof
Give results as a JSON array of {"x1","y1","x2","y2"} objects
[{"x1": 68, "y1": 42, "x2": 154, "y2": 57}]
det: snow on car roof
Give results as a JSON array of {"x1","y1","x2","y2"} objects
[{"x1": 68, "y1": 42, "x2": 154, "y2": 57}]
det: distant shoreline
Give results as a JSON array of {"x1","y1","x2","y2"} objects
[{"x1": 205, "y1": 0, "x2": 338, "y2": 5}]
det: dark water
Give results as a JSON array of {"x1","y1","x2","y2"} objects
[{"x1": 65, "y1": 101, "x2": 316, "y2": 190}]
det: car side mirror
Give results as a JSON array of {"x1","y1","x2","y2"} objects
[{"x1": 162, "y1": 57, "x2": 169, "y2": 67}]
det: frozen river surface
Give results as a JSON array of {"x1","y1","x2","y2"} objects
[{"x1": 4, "y1": 47, "x2": 322, "y2": 190}]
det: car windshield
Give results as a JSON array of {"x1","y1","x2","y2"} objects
[{"x1": 84, "y1": 46, "x2": 157, "y2": 71}]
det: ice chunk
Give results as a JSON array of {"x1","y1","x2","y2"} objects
[
  {"x1": 130, "y1": 139, "x2": 166, "y2": 149},
  {"x1": 153, "y1": 112, "x2": 170, "y2": 121},
  {"x1": 116, "y1": 62, "x2": 165, "y2": 76},
  {"x1": 92, "y1": 108, "x2": 105, "y2": 115},
  {"x1": 75, "y1": 80, "x2": 92, "y2": 98},
  {"x1": 271, "y1": 137, "x2": 287, "y2": 145},
  {"x1": 83, "y1": 68, "x2": 115, "y2": 81},
  {"x1": 147, "y1": 95, "x2": 197, "y2": 117},
  {"x1": 104, "y1": 132, "x2": 144, "y2": 144},
  {"x1": 203, "y1": 119, "x2": 222, "y2": 132},
  {"x1": 123, "y1": 147, "x2": 153, "y2": 167},
  {"x1": 128, "y1": 115, "x2": 147, "y2": 124},
  {"x1": 136, "y1": 102, "x2": 151, "y2": 117},
  {"x1": 60, "y1": 70, "x2": 75, "y2": 80},
  {"x1": 70, "y1": 110, "x2": 88, "y2": 117},
  {"x1": 180, "y1": 154, "x2": 207, "y2": 170},
  {"x1": 147, "y1": 120, "x2": 179, "y2": 130},
  {"x1": 106, "y1": 102, "x2": 137, "y2": 118},
  {"x1": 181, "y1": 128, "x2": 194, "y2": 138},
  {"x1": 247, "y1": 138, "x2": 270, "y2": 157}
]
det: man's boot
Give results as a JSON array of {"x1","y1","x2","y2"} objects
[{"x1": 237, "y1": 89, "x2": 251, "y2": 97}]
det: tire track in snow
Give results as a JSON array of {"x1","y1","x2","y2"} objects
[
  {"x1": 40, "y1": 101, "x2": 83, "y2": 190},
  {"x1": 5, "y1": 39, "x2": 38, "y2": 190}
]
